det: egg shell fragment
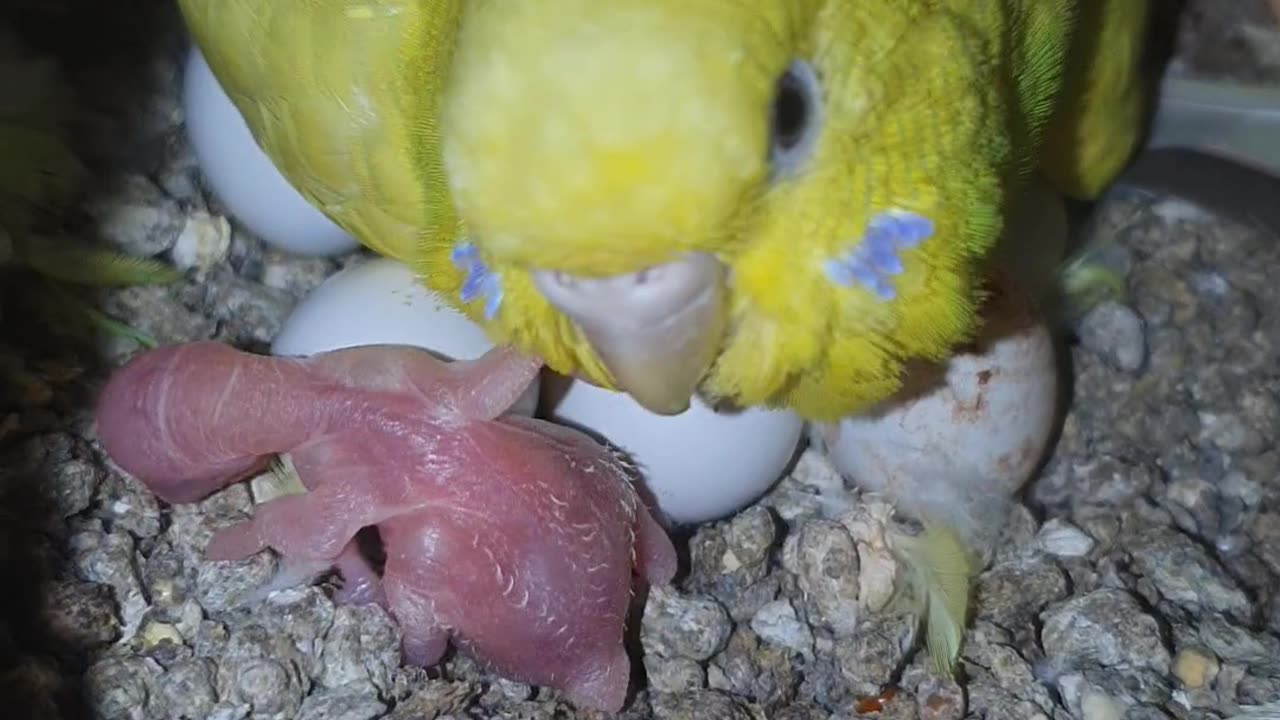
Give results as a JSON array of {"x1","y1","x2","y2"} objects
[
  {"x1": 183, "y1": 47, "x2": 358, "y2": 257},
  {"x1": 822, "y1": 276, "x2": 1060, "y2": 534}
]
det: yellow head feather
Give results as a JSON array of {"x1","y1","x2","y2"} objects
[{"x1": 441, "y1": 0, "x2": 799, "y2": 274}]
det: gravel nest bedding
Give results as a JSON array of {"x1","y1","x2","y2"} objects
[
  {"x1": 1174, "y1": 0, "x2": 1280, "y2": 83},
  {"x1": 2, "y1": 3, "x2": 1280, "y2": 720}
]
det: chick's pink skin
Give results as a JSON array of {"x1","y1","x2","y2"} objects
[{"x1": 94, "y1": 341, "x2": 677, "y2": 712}]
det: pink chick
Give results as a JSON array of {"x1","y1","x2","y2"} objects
[{"x1": 94, "y1": 341, "x2": 678, "y2": 712}]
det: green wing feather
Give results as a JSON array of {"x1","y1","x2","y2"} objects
[
  {"x1": 1, "y1": 27, "x2": 178, "y2": 347},
  {"x1": 0, "y1": 28, "x2": 84, "y2": 231},
  {"x1": 22, "y1": 240, "x2": 180, "y2": 286}
]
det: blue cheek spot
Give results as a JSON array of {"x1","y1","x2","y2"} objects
[
  {"x1": 451, "y1": 241, "x2": 504, "y2": 320},
  {"x1": 824, "y1": 210, "x2": 934, "y2": 301}
]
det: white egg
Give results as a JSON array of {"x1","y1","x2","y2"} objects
[
  {"x1": 542, "y1": 377, "x2": 805, "y2": 526},
  {"x1": 272, "y1": 257, "x2": 538, "y2": 416},
  {"x1": 183, "y1": 47, "x2": 359, "y2": 257},
  {"x1": 820, "y1": 277, "x2": 1060, "y2": 516}
]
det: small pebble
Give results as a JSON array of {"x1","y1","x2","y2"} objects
[
  {"x1": 70, "y1": 529, "x2": 149, "y2": 637},
  {"x1": 839, "y1": 500, "x2": 901, "y2": 612},
  {"x1": 764, "y1": 450, "x2": 847, "y2": 525},
  {"x1": 88, "y1": 174, "x2": 186, "y2": 256},
  {"x1": 155, "y1": 132, "x2": 203, "y2": 201},
  {"x1": 975, "y1": 555, "x2": 1069, "y2": 633},
  {"x1": 206, "y1": 277, "x2": 295, "y2": 345},
  {"x1": 44, "y1": 579, "x2": 121, "y2": 650},
  {"x1": 1194, "y1": 615, "x2": 1280, "y2": 675},
  {"x1": 207, "y1": 702, "x2": 251, "y2": 720},
  {"x1": 1198, "y1": 410, "x2": 1264, "y2": 454},
  {"x1": 641, "y1": 586, "x2": 733, "y2": 662},
  {"x1": 707, "y1": 627, "x2": 798, "y2": 705},
  {"x1": 387, "y1": 680, "x2": 476, "y2": 719},
  {"x1": 222, "y1": 657, "x2": 304, "y2": 718},
  {"x1": 49, "y1": 457, "x2": 101, "y2": 518},
  {"x1": 1036, "y1": 518, "x2": 1096, "y2": 557},
  {"x1": 170, "y1": 210, "x2": 231, "y2": 272},
  {"x1": 157, "y1": 658, "x2": 218, "y2": 719},
  {"x1": 651, "y1": 689, "x2": 756, "y2": 720},
  {"x1": 697, "y1": 505, "x2": 776, "y2": 581},
  {"x1": 295, "y1": 685, "x2": 387, "y2": 720},
  {"x1": 646, "y1": 656, "x2": 706, "y2": 694},
  {"x1": 781, "y1": 519, "x2": 861, "y2": 637},
  {"x1": 749, "y1": 599, "x2": 813, "y2": 657},
  {"x1": 836, "y1": 615, "x2": 917, "y2": 697},
  {"x1": 1079, "y1": 301, "x2": 1147, "y2": 372},
  {"x1": 98, "y1": 284, "x2": 218, "y2": 355},
  {"x1": 1172, "y1": 648, "x2": 1220, "y2": 690},
  {"x1": 84, "y1": 656, "x2": 164, "y2": 720},
  {"x1": 317, "y1": 603, "x2": 400, "y2": 694},
  {"x1": 259, "y1": 251, "x2": 339, "y2": 298},
  {"x1": 1080, "y1": 690, "x2": 1126, "y2": 720},
  {"x1": 1127, "y1": 527, "x2": 1252, "y2": 619},
  {"x1": 916, "y1": 674, "x2": 966, "y2": 720},
  {"x1": 94, "y1": 470, "x2": 164, "y2": 539},
  {"x1": 135, "y1": 617, "x2": 186, "y2": 660},
  {"x1": 193, "y1": 550, "x2": 280, "y2": 614},
  {"x1": 213, "y1": 623, "x2": 310, "y2": 718},
  {"x1": 1041, "y1": 588, "x2": 1172, "y2": 674},
  {"x1": 493, "y1": 677, "x2": 533, "y2": 702}
]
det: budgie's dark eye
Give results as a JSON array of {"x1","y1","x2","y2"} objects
[{"x1": 768, "y1": 60, "x2": 822, "y2": 179}]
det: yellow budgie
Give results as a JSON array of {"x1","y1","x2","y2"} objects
[
  {"x1": 176, "y1": 0, "x2": 1153, "y2": 420},
  {"x1": 172, "y1": 0, "x2": 1274, "y2": 684}
]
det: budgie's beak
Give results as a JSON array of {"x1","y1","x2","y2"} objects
[{"x1": 532, "y1": 253, "x2": 727, "y2": 415}]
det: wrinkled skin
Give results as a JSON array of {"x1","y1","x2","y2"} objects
[{"x1": 95, "y1": 341, "x2": 677, "y2": 712}]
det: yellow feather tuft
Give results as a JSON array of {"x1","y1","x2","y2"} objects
[{"x1": 889, "y1": 520, "x2": 979, "y2": 677}]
